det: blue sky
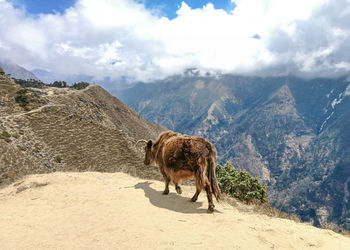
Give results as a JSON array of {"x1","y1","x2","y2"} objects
[
  {"x1": 144, "y1": 0, "x2": 235, "y2": 19},
  {"x1": 1, "y1": 0, "x2": 350, "y2": 83},
  {"x1": 14, "y1": 0, "x2": 235, "y2": 19},
  {"x1": 12, "y1": 0, "x2": 76, "y2": 14}
]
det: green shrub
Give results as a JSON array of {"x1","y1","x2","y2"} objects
[
  {"x1": 15, "y1": 89, "x2": 30, "y2": 109},
  {"x1": 0, "y1": 131, "x2": 11, "y2": 143},
  {"x1": 54, "y1": 155, "x2": 62, "y2": 163},
  {"x1": 50, "y1": 81, "x2": 67, "y2": 88},
  {"x1": 71, "y1": 82, "x2": 89, "y2": 90},
  {"x1": 13, "y1": 78, "x2": 46, "y2": 89},
  {"x1": 216, "y1": 162, "x2": 268, "y2": 203}
]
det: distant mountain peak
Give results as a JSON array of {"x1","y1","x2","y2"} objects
[{"x1": 0, "y1": 60, "x2": 38, "y2": 80}]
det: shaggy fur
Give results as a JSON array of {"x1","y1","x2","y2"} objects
[{"x1": 142, "y1": 131, "x2": 222, "y2": 213}]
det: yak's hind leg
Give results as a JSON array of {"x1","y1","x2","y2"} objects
[
  {"x1": 205, "y1": 180, "x2": 215, "y2": 213},
  {"x1": 163, "y1": 177, "x2": 170, "y2": 195},
  {"x1": 191, "y1": 179, "x2": 202, "y2": 202}
]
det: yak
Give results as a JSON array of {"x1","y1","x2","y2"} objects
[{"x1": 137, "y1": 131, "x2": 222, "y2": 213}]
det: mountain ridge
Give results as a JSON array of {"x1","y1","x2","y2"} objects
[{"x1": 0, "y1": 71, "x2": 165, "y2": 187}]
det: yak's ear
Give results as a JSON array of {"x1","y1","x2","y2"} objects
[{"x1": 147, "y1": 140, "x2": 153, "y2": 148}]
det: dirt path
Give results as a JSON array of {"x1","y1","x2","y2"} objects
[
  {"x1": 1, "y1": 104, "x2": 64, "y2": 120},
  {"x1": 0, "y1": 172, "x2": 349, "y2": 250}
]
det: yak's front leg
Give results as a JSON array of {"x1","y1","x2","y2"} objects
[
  {"x1": 175, "y1": 183, "x2": 182, "y2": 194},
  {"x1": 163, "y1": 177, "x2": 170, "y2": 195}
]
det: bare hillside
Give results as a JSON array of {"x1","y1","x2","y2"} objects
[
  {"x1": 0, "y1": 73, "x2": 165, "y2": 186},
  {"x1": 0, "y1": 171, "x2": 349, "y2": 250}
]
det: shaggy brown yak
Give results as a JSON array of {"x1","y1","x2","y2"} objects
[{"x1": 138, "y1": 131, "x2": 222, "y2": 213}]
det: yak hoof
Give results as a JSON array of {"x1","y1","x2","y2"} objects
[
  {"x1": 207, "y1": 206, "x2": 214, "y2": 213},
  {"x1": 163, "y1": 190, "x2": 169, "y2": 195},
  {"x1": 176, "y1": 186, "x2": 182, "y2": 194},
  {"x1": 191, "y1": 197, "x2": 197, "y2": 202}
]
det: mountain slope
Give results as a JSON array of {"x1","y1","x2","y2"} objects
[
  {"x1": 0, "y1": 60, "x2": 38, "y2": 80},
  {"x1": 1, "y1": 171, "x2": 349, "y2": 250},
  {"x1": 0, "y1": 72, "x2": 165, "y2": 186},
  {"x1": 118, "y1": 74, "x2": 350, "y2": 229}
]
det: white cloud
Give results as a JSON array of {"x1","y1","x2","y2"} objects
[{"x1": 0, "y1": 0, "x2": 349, "y2": 84}]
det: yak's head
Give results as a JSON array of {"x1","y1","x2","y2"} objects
[
  {"x1": 144, "y1": 140, "x2": 156, "y2": 166},
  {"x1": 137, "y1": 139, "x2": 156, "y2": 166}
]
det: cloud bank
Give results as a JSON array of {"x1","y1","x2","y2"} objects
[{"x1": 0, "y1": 0, "x2": 350, "y2": 83}]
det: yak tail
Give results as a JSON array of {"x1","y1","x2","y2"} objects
[{"x1": 207, "y1": 145, "x2": 222, "y2": 202}]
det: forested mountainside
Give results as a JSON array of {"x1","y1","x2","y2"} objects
[{"x1": 119, "y1": 74, "x2": 350, "y2": 230}]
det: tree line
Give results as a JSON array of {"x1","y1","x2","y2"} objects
[{"x1": 12, "y1": 78, "x2": 90, "y2": 90}]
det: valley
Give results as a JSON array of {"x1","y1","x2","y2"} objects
[{"x1": 119, "y1": 74, "x2": 350, "y2": 230}]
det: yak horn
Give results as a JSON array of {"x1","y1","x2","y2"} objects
[{"x1": 136, "y1": 139, "x2": 148, "y2": 146}]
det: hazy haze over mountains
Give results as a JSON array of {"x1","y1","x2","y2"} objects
[{"x1": 0, "y1": 60, "x2": 38, "y2": 80}]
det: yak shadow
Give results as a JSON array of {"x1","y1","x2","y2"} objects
[{"x1": 135, "y1": 181, "x2": 211, "y2": 214}]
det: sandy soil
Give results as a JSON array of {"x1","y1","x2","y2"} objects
[{"x1": 0, "y1": 172, "x2": 349, "y2": 250}]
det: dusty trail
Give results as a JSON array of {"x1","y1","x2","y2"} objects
[
  {"x1": 0, "y1": 172, "x2": 349, "y2": 250},
  {"x1": 1, "y1": 104, "x2": 64, "y2": 120}
]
